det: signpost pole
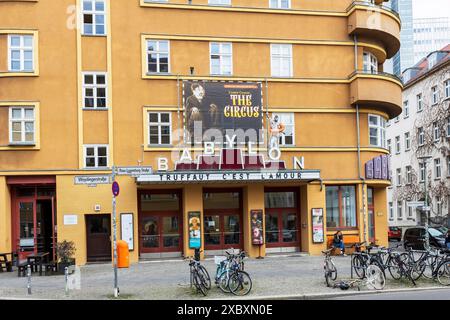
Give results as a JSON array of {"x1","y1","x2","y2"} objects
[
  {"x1": 112, "y1": 165, "x2": 119, "y2": 298},
  {"x1": 424, "y1": 160, "x2": 430, "y2": 250}
]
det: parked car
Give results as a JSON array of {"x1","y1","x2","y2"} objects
[
  {"x1": 403, "y1": 227, "x2": 446, "y2": 250},
  {"x1": 388, "y1": 227, "x2": 402, "y2": 241},
  {"x1": 436, "y1": 226, "x2": 448, "y2": 234}
]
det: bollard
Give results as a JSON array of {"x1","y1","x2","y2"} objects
[
  {"x1": 65, "y1": 267, "x2": 69, "y2": 296},
  {"x1": 27, "y1": 265, "x2": 32, "y2": 295}
]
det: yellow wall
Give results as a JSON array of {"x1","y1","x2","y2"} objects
[{"x1": 0, "y1": 177, "x2": 11, "y2": 253}]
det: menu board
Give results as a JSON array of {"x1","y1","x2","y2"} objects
[
  {"x1": 189, "y1": 211, "x2": 202, "y2": 249},
  {"x1": 312, "y1": 208, "x2": 324, "y2": 243}
]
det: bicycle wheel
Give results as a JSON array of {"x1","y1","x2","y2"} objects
[
  {"x1": 228, "y1": 271, "x2": 252, "y2": 296},
  {"x1": 218, "y1": 272, "x2": 231, "y2": 293},
  {"x1": 436, "y1": 260, "x2": 450, "y2": 286},
  {"x1": 352, "y1": 255, "x2": 365, "y2": 279},
  {"x1": 369, "y1": 259, "x2": 386, "y2": 279},
  {"x1": 411, "y1": 259, "x2": 426, "y2": 281},
  {"x1": 386, "y1": 256, "x2": 402, "y2": 280},
  {"x1": 422, "y1": 255, "x2": 436, "y2": 280},
  {"x1": 326, "y1": 260, "x2": 338, "y2": 281},
  {"x1": 365, "y1": 265, "x2": 386, "y2": 290},
  {"x1": 192, "y1": 272, "x2": 208, "y2": 296},
  {"x1": 198, "y1": 265, "x2": 211, "y2": 290}
]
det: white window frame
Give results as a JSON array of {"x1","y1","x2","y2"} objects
[
  {"x1": 431, "y1": 86, "x2": 439, "y2": 105},
  {"x1": 148, "y1": 112, "x2": 172, "y2": 146},
  {"x1": 270, "y1": 44, "x2": 293, "y2": 77},
  {"x1": 269, "y1": 0, "x2": 291, "y2": 9},
  {"x1": 272, "y1": 112, "x2": 295, "y2": 146},
  {"x1": 82, "y1": 72, "x2": 108, "y2": 109},
  {"x1": 418, "y1": 127, "x2": 425, "y2": 146},
  {"x1": 387, "y1": 139, "x2": 392, "y2": 154},
  {"x1": 433, "y1": 122, "x2": 440, "y2": 141},
  {"x1": 210, "y1": 42, "x2": 233, "y2": 76},
  {"x1": 445, "y1": 79, "x2": 450, "y2": 99},
  {"x1": 83, "y1": 145, "x2": 109, "y2": 168},
  {"x1": 434, "y1": 158, "x2": 441, "y2": 179},
  {"x1": 8, "y1": 35, "x2": 34, "y2": 72},
  {"x1": 208, "y1": 0, "x2": 231, "y2": 5},
  {"x1": 397, "y1": 200, "x2": 403, "y2": 219},
  {"x1": 447, "y1": 117, "x2": 450, "y2": 137},
  {"x1": 405, "y1": 132, "x2": 410, "y2": 151},
  {"x1": 419, "y1": 163, "x2": 425, "y2": 182},
  {"x1": 406, "y1": 165, "x2": 412, "y2": 184},
  {"x1": 417, "y1": 93, "x2": 423, "y2": 112},
  {"x1": 9, "y1": 107, "x2": 35, "y2": 145},
  {"x1": 389, "y1": 202, "x2": 394, "y2": 220},
  {"x1": 146, "y1": 40, "x2": 171, "y2": 74},
  {"x1": 363, "y1": 51, "x2": 378, "y2": 73},
  {"x1": 368, "y1": 114, "x2": 386, "y2": 148},
  {"x1": 82, "y1": 0, "x2": 106, "y2": 36},
  {"x1": 396, "y1": 168, "x2": 402, "y2": 186},
  {"x1": 395, "y1": 136, "x2": 400, "y2": 154},
  {"x1": 403, "y1": 100, "x2": 409, "y2": 118}
]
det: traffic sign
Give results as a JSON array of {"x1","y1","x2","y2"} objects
[
  {"x1": 407, "y1": 201, "x2": 425, "y2": 207},
  {"x1": 116, "y1": 166, "x2": 152, "y2": 176},
  {"x1": 112, "y1": 181, "x2": 120, "y2": 197}
]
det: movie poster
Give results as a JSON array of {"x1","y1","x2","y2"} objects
[
  {"x1": 188, "y1": 211, "x2": 201, "y2": 249},
  {"x1": 312, "y1": 208, "x2": 324, "y2": 244},
  {"x1": 251, "y1": 210, "x2": 264, "y2": 245},
  {"x1": 183, "y1": 81, "x2": 263, "y2": 142}
]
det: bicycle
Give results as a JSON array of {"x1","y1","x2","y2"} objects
[
  {"x1": 430, "y1": 249, "x2": 450, "y2": 286},
  {"x1": 322, "y1": 248, "x2": 337, "y2": 287},
  {"x1": 227, "y1": 252, "x2": 252, "y2": 296},
  {"x1": 214, "y1": 249, "x2": 248, "y2": 294},
  {"x1": 332, "y1": 265, "x2": 386, "y2": 291},
  {"x1": 350, "y1": 242, "x2": 385, "y2": 280},
  {"x1": 186, "y1": 250, "x2": 211, "y2": 296}
]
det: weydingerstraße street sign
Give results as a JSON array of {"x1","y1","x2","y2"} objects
[
  {"x1": 74, "y1": 175, "x2": 111, "y2": 186},
  {"x1": 116, "y1": 166, "x2": 153, "y2": 176}
]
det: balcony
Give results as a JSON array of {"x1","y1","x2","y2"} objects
[
  {"x1": 349, "y1": 71, "x2": 403, "y2": 119},
  {"x1": 347, "y1": 1, "x2": 401, "y2": 59}
]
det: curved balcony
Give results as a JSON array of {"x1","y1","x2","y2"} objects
[
  {"x1": 347, "y1": 1, "x2": 401, "y2": 59},
  {"x1": 349, "y1": 71, "x2": 403, "y2": 119}
]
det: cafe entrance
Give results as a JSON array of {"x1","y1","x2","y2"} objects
[
  {"x1": 138, "y1": 190, "x2": 183, "y2": 258},
  {"x1": 264, "y1": 188, "x2": 301, "y2": 253},
  {"x1": 203, "y1": 189, "x2": 243, "y2": 254}
]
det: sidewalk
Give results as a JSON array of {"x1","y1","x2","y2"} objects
[{"x1": 0, "y1": 254, "x2": 444, "y2": 300}]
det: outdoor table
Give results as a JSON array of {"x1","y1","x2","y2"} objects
[
  {"x1": 27, "y1": 252, "x2": 49, "y2": 276},
  {"x1": 0, "y1": 252, "x2": 13, "y2": 272}
]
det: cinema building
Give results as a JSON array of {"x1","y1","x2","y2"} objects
[{"x1": 0, "y1": 0, "x2": 402, "y2": 264}]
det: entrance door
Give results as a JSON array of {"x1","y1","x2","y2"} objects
[
  {"x1": 17, "y1": 200, "x2": 35, "y2": 260},
  {"x1": 265, "y1": 209, "x2": 299, "y2": 247},
  {"x1": 204, "y1": 210, "x2": 242, "y2": 250},
  {"x1": 86, "y1": 214, "x2": 111, "y2": 262},
  {"x1": 368, "y1": 188, "x2": 376, "y2": 244},
  {"x1": 140, "y1": 212, "x2": 182, "y2": 253}
]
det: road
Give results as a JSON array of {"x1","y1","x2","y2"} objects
[{"x1": 326, "y1": 288, "x2": 450, "y2": 300}]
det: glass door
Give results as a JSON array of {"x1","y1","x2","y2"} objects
[
  {"x1": 204, "y1": 211, "x2": 242, "y2": 250},
  {"x1": 140, "y1": 216, "x2": 160, "y2": 252},
  {"x1": 140, "y1": 213, "x2": 182, "y2": 253},
  {"x1": 162, "y1": 215, "x2": 181, "y2": 250},
  {"x1": 265, "y1": 209, "x2": 299, "y2": 247},
  {"x1": 368, "y1": 188, "x2": 376, "y2": 244},
  {"x1": 265, "y1": 212, "x2": 279, "y2": 245},
  {"x1": 282, "y1": 211, "x2": 298, "y2": 244},
  {"x1": 223, "y1": 214, "x2": 241, "y2": 248},
  {"x1": 204, "y1": 215, "x2": 221, "y2": 249},
  {"x1": 18, "y1": 201, "x2": 35, "y2": 260}
]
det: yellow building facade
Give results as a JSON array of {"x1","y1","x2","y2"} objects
[{"x1": 0, "y1": 0, "x2": 402, "y2": 265}]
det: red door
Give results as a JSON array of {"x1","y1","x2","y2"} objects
[
  {"x1": 140, "y1": 212, "x2": 182, "y2": 253},
  {"x1": 265, "y1": 208, "x2": 300, "y2": 248},
  {"x1": 204, "y1": 209, "x2": 243, "y2": 250}
]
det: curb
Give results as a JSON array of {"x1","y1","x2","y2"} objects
[{"x1": 224, "y1": 286, "x2": 449, "y2": 300}]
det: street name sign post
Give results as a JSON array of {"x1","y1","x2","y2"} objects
[{"x1": 407, "y1": 201, "x2": 425, "y2": 208}]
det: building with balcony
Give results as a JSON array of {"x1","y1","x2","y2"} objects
[
  {"x1": 387, "y1": 45, "x2": 450, "y2": 230},
  {"x1": 0, "y1": 0, "x2": 402, "y2": 264}
]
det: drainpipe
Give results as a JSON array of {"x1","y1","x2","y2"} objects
[{"x1": 354, "y1": 35, "x2": 368, "y2": 244}]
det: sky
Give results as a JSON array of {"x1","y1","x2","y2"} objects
[{"x1": 412, "y1": 0, "x2": 450, "y2": 19}]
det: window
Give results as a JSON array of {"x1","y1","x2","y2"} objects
[
  {"x1": 363, "y1": 52, "x2": 378, "y2": 73},
  {"x1": 147, "y1": 40, "x2": 170, "y2": 74},
  {"x1": 326, "y1": 186, "x2": 357, "y2": 229},
  {"x1": 419, "y1": 162, "x2": 425, "y2": 182},
  {"x1": 406, "y1": 166, "x2": 412, "y2": 184},
  {"x1": 436, "y1": 197, "x2": 442, "y2": 216},
  {"x1": 368, "y1": 114, "x2": 386, "y2": 148},
  {"x1": 272, "y1": 113, "x2": 294, "y2": 145},
  {"x1": 405, "y1": 132, "x2": 410, "y2": 151},
  {"x1": 83, "y1": 73, "x2": 107, "y2": 109},
  {"x1": 82, "y1": 0, "x2": 106, "y2": 35},
  {"x1": 148, "y1": 112, "x2": 172, "y2": 145},
  {"x1": 208, "y1": 0, "x2": 231, "y2": 5},
  {"x1": 84, "y1": 145, "x2": 108, "y2": 168},
  {"x1": 9, "y1": 107, "x2": 35, "y2": 144},
  {"x1": 396, "y1": 168, "x2": 401, "y2": 186},
  {"x1": 417, "y1": 93, "x2": 423, "y2": 112},
  {"x1": 447, "y1": 118, "x2": 450, "y2": 137},
  {"x1": 433, "y1": 122, "x2": 440, "y2": 141},
  {"x1": 271, "y1": 44, "x2": 293, "y2": 77},
  {"x1": 270, "y1": 0, "x2": 290, "y2": 9},
  {"x1": 8, "y1": 35, "x2": 34, "y2": 72},
  {"x1": 408, "y1": 206, "x2": 413, "y2": 218},
  {"x1": 431, "y1": 86, "x2": 439, "y2": 105},
  {"x1": 387, "y1": 139, "x2": 392, "y2": 154},
  {"x1": 418, "y1": 127, "x2": 424, "y2": 146},
  {"x1": 389, "y1": 202, "x2": 394, "y2": 220},
  {"x1": 395, "y1": 136, "x2": 400, "y2": 154},
  {"x1": 445, "y1": 80, "x2": 450, "y2": 99},
  {"x1": 403, "y1": 101, "x2": 409, "y2": 118},
  {"x1": 397, "y1": 200, "x2": 402, "y2": 219},
  {"x1": 448, "y1": 156, "x2": 450, "y2": 177},
  {"x1": 394, "y1": 116, "x2": 399, "y2": 123},
  {"x1": 210, "y1": 42, "x2": 232, "y2": 75},
  {"x1": 434, "y1": 158, "x2": 441, "y2": 179}
]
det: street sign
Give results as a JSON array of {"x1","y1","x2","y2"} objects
[
  {"x1": 116, "y1": 166, "x2": 152, "y2": 176},
  {"x1": 74, "y1": 175, "x2": 110, "y2": 185},
  {"x1": 112, "y1": 181, "x2": 120, "y2": 197},
  {"x1": 407, "y1": 201, "x2": 425, "y2": 207},
  {"x1": 420, "y1": 206, "x2": 431, "y2": 211}
]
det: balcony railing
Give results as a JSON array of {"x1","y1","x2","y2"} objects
[
  {"x1": 347, "y1": 1, "x2": 400, "y2": 20},
  {"x1": 349, "y1": 70, "x2": 403, "y2": 86}
]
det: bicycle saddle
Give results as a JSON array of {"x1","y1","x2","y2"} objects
[{"x1": 336, "y1": 281, "x2": 350, "y2": 290}]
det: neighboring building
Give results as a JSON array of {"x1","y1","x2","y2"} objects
[
  {"x1": 414, "y1": 17, "x2": 450, "y2": 64},
  {"x1": 387, "y1": 45, "x2": 450, "y2": 229},
  {"x1": 0, "y1": 0, "x2": 402, "y2": 265},
  {"x1": 389, "y1": 0, "x2": 414, "y2": 76}
]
